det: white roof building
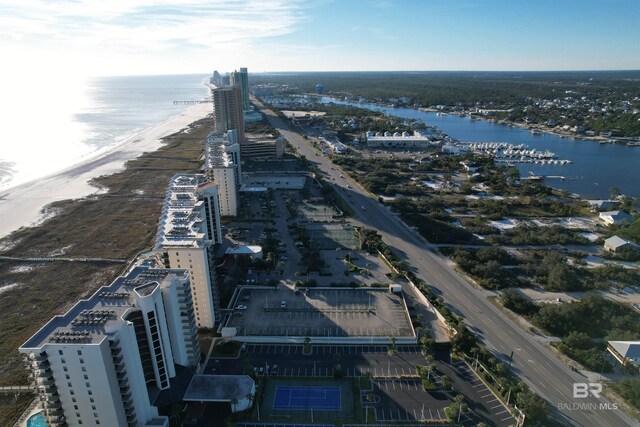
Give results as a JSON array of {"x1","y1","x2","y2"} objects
[
  {"x1": 225, "y1": 245, "x2": 263, "y2": 260},
  {"x1": 366, "y1": 130, "x2": 437, "y2": 148},
  {"x1": 19, "y1": 267, "x2": 200, "y2": 427},
  {"x1": 604, "y1": 236, "x2": 640, "y2": 252},
  {"x1": 608, "y1": 341, "x2": 640, "y2": 369},
  {"x1": 155, "y1": 174, "x2": 222, "y2": 327},
  {"x1": 599, "y1": 210, "x2": 633, "y2": 225}
]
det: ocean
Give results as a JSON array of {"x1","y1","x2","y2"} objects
[{"x1": 0, "y1": 74, "x2": 210, "y2": 191}]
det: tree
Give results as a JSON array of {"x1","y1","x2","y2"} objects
[
  {"x1": 516, "y1": 390, "x2": 550, "y2": 424},
  {"x1": 441, "y1": 374, "x2": 453, "y2": 391},
  {"x1": 610, "y1": 186, "x2": 621, "y2": 200},
  {"x1": 303, "y1": 336, "x2": 312, "y2": 355},
  {"x1": 389, "y1": 336, "x2": 397, "y2": 354},
  {"x1": 445, "y1": 394, "x2": 468, "y2": 423},
  {"x1": 452, "y1": 326, "x2": 477, "y2": 354}
]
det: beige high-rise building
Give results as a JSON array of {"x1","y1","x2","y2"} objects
[
  {"x1": 155, "y1": 175, "x2": 222, "y2": 328},
  {"x1": 212, "y1": 85, "x2": 244, "y2": 145},
  {"x1": 205, "y1": 131, "x2": 242, "y2": 216}
]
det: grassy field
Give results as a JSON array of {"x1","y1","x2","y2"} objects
[{"x1": 0, "y1": 115, "x2": 214, "y2": 425}]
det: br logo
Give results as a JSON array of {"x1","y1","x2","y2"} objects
[{"x1": 573, "y1": 383, "x2": 602, "y2": 399}]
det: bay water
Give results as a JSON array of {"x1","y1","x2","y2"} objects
[{"x1": 321, "y1": 98, "x2": 640, "y2": 199}]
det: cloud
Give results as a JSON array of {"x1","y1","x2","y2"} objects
[{"x1": 0, "y1": 0, "x2": 307, "y2": 73}]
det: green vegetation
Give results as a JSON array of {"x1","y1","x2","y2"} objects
[
  {"x1": 531, "y1": 294, "x2": 640, "y2": 340},
  {"x1": 446, "y1": 247, "x2": 526, "y2": 289},
  {"x1": 253, "y1": 71, "x2": 640, "y2": 137},
  {"x1": 485, "y1": 225, "x2": 589, "y2": 246},
  {"x1": 500, "y1": 289, "x2": 539, "y2": 316},
  {"x1": 612, "y1": 378, "x2": 640, "y2": 411},
  {"x1": 519, "y1": 251, "x2": 584, "y2": 291},
  {"x1": 402, "y1": 213, "x2": 481, "y2": 244},
  {"x1": 556, "y1": 332, "x2": 613, "y2": 372}
]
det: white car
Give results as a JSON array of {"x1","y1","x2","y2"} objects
[{"x1": 235, "y1": 305, "x2": 248, "y2": 310}]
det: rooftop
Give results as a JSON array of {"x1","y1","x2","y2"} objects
[
  {"x1": 20, "y1": 267, "x2": 188, "y2": 350},
  {"x1": 608, "y1": 341, "x2": 640, "y2": 361},
  {"x1": 183, "y1": 375, "x2": 254, "y2": 402},
  {"x1": 205, "y1": 132, "x2": 238, "y2": 169},
  {"x1": 155, "y1": 174, "x2": 212, "y2": 249},
  {"x1": 605, "y1": 235, "x2": 640, "y2": 249}
]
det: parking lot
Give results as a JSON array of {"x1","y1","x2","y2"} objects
[
  {"x1": 364, "y1": 378, "x2": 450, "y2": 423},
  {"x1": 205, "y1": 344, "x2": 515, "y2": 426},
  {"x1": 226, "y1": 287, "x2": 414, "y2": 339}
]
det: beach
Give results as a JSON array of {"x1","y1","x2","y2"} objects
[{"x1": 0, "y1": 103, "x2": 211, "y2": 239}]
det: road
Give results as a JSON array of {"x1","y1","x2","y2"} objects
[{"x1": 253, "y1": 97, "x2": 638, "y2": 427}]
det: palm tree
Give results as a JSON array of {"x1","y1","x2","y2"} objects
[{"x1": 303, "y1": 336, "x2": 312, "y2": 355}]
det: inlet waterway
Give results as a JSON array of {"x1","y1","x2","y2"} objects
[{"x1": 320, "y1": 97, "x2": 640, "y2": 199}]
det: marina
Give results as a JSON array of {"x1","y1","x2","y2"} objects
[
  {"x1": 320, "y1": 97, "x2": 640, "y2": 198},
  {"x1": 464, "y1": 142, "x2": 573, "y2": 165}
]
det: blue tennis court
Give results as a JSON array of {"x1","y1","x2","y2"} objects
[{"x1": 273, "y1": 386, "x2": 341, "y2": 410}]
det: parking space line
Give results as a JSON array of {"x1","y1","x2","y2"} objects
[
  {"x1": 491, "y1": 403, "x2": 504, "y2": 409},
  {"x1": 494, "y1": 408, "x2": 509, "y2": 415}
]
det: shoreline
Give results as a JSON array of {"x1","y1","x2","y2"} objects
[{"x1": 0, "y1": 103, "x2": 211, "y2": 239}]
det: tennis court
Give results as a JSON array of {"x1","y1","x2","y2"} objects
[
  {"x1": 261, "y1": 378, "x2": 355, "y2": 420},
  {"x1": 273, "y1": 386, "x2": 341, "y2": 410}
]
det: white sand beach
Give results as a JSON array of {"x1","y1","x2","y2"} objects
[{"x1": 0, "y1": 103, "x2": 211, "y2": 239}]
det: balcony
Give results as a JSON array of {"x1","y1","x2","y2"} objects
[
  {"x1": 43, "y1": 389, "x2": 59, "y2": 398},
  {"x1": 39, "y1": 379, "x2": 56, "y2": 387},
  {"x1": 48, "y1": 414, "x2": 65, "y2": 424},
  {"x1": 111, "y1": 346, "x2": 122, "y2": 357},
  {"x1": 33, "y1": 352, "x2": 48, "y2": 362},
  {"x1": 116, "y1": 370, "x2": 128, "y2": 381},
  {"x1": 46, "y1": 407, "x2": 64, "y2": 417},
  {"x1": 121, "y1": 391, "x2": 132, "y2": 402}
]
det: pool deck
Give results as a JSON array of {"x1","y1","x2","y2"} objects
[{"x1": 20, "y1": 402, "x2": 44, "y2": 427}]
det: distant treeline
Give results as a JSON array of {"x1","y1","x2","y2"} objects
[{"x1": 251, "y1": 71, "x2": 640, "y2": 107}]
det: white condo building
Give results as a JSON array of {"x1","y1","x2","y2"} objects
[
  {"x1": 19, "y1": 267, "x2": 200, "y2": 427},
  {"x1": 205, "y1": 131, "x2": 242, "y2": 216},
  {"x1": 155, "y1": 175, "x2": 223, "y2": 328}
]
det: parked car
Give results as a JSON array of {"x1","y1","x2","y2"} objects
[{"x1": 235, "y1": 305, "x2": 248, "y2": 310}]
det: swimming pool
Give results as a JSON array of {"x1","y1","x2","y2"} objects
[{"x1": 26, "y1": 412, "x2": 48, "y2": 427}]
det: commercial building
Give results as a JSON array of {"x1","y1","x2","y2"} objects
[
  {"x1": 366, "y1": 130, "x2": 436, "y2": 149},
  {"x1": 205, "y1": 132, "x2": 242, "y2": 216},
  {"x1": 230, "y1": 67, "x2": 250, "y2": 111},
  {"x1": 212, "y1": 85, "x2": 245, "y2": 145},
  {"x1": 19, "y1": 267, "x2": 200, "y2": 427},
  {"x1": 155, "y1": 175, "x2": 223, "y2": 328},
  {"x1": 242, "y1": 133, "x2": 285, "y2": 159}
]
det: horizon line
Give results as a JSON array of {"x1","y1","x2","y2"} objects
[{"x1": 92, "y1": 69, "x2": 640, "y2": 78}]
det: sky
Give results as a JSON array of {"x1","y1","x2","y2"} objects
[{"x1": 1, "y1": 0, "x2": 639, "y2": 78}]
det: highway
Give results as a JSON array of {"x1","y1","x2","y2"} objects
[{"x1": 253, "y1": 97, "x2": 638, "y2": 427}]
